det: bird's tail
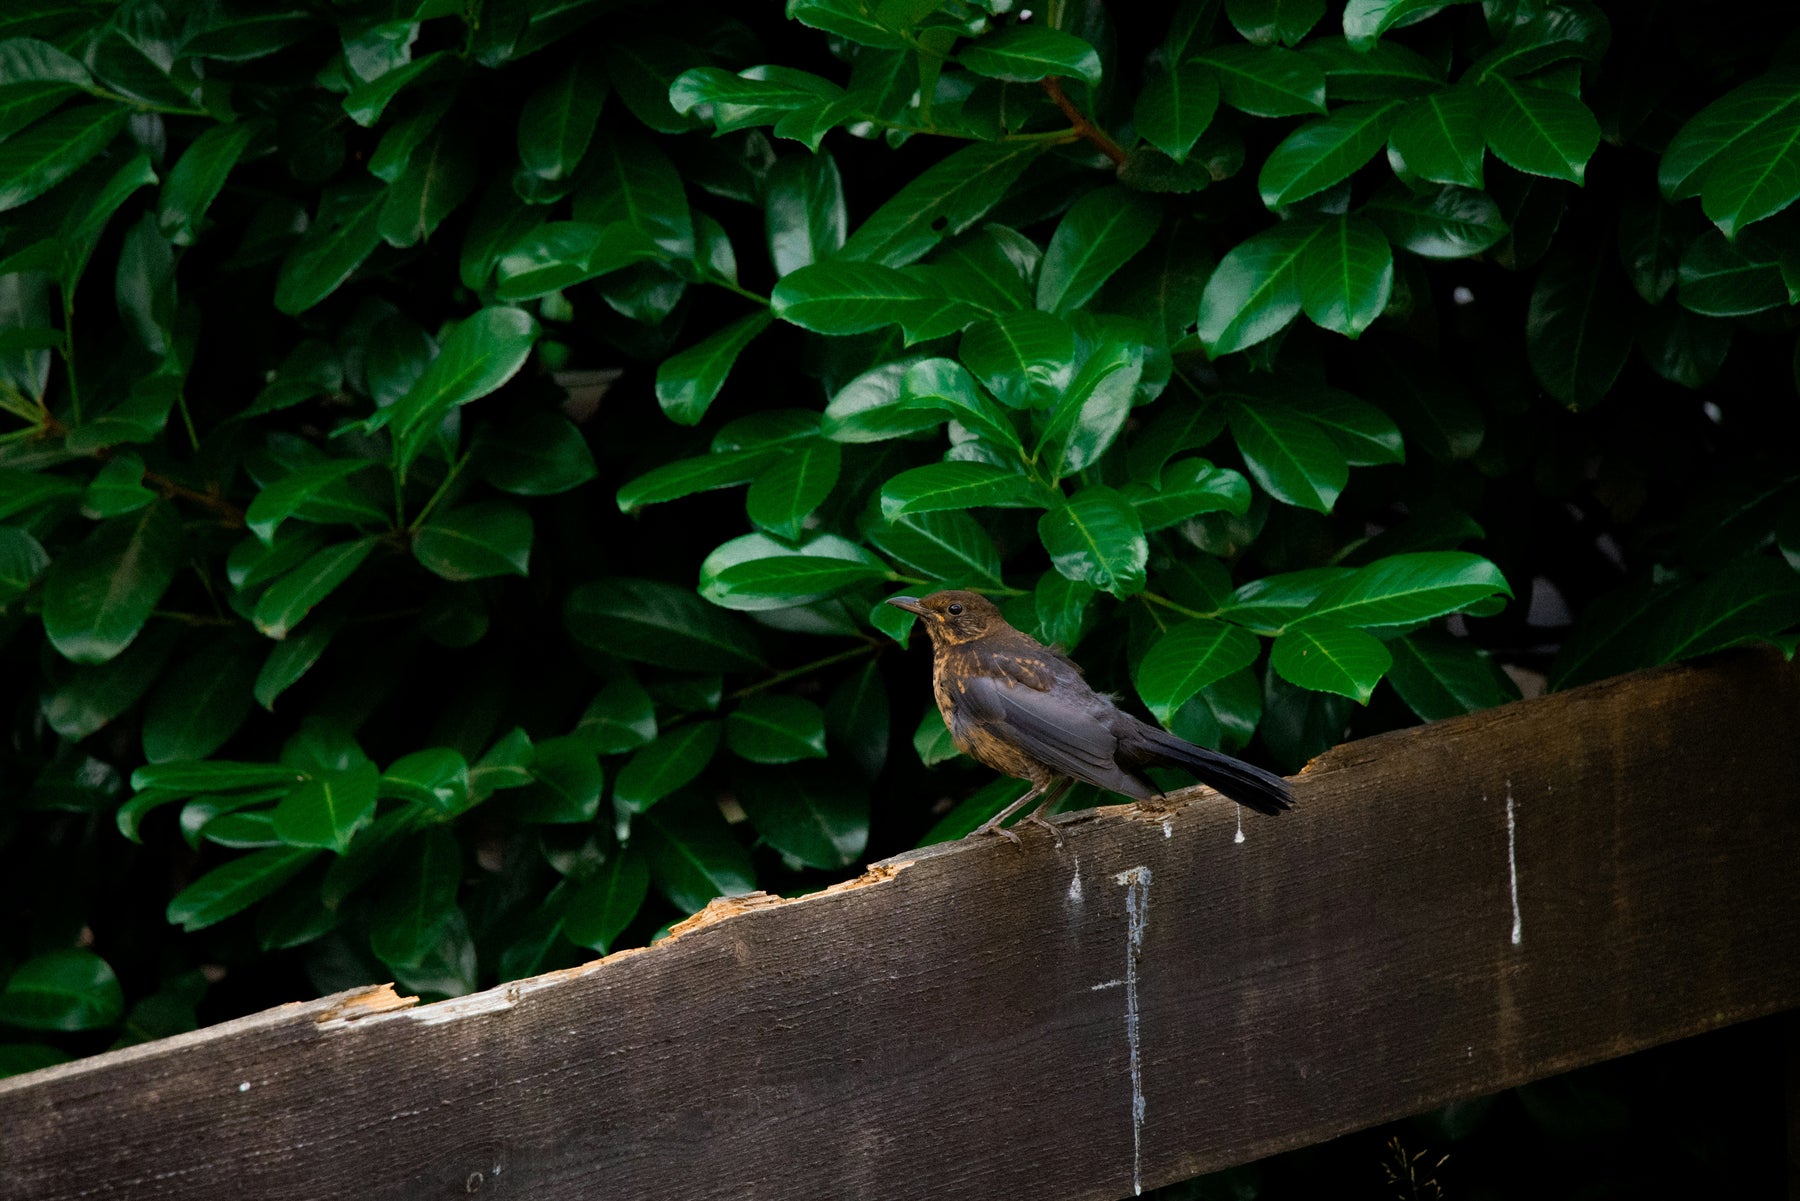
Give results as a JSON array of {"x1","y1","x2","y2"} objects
[{"x1": 1131, "y1": 726, "x2": 1292, "y2": 816}]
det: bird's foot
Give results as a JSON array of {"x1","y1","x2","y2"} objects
[
  {"x1": 1023, "y1": 812, "x2": 1063, "y2": 849},
  {"x1": 969, "y1": 821, "x2": 1021, "y2": 847}
]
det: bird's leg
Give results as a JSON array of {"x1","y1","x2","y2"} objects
[
  {"x1": 1020, "y1": 779, "x2": 1075, "y2": 847},
  {"x1": 970, "y1": 783, "x2": 1047, "y2": 844}
]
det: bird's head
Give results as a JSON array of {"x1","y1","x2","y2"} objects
[{"x1": 885, "y1": 590, "x2": 1005, "y2": 646}]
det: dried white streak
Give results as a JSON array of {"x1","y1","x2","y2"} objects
[
  {"x1": 1506, "y1": 783, "x2": 1522, "y2": 946},
  {"x1": 1068, "y1": 854, "x2": 1083, "y2": 903},
  {"x1": 1234, "y1": 809, "x2": 1244, "y2": 845},
  {"x1": 1114, "y1": 866, "x2": 1153, "y2": 1195}
]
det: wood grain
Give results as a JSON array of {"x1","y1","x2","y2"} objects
[{"x1": 3, "y1": 650, "x2": 1798, "y2": 1200}]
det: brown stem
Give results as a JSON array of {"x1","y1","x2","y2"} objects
[
  {"x1": 40, "y1": 414, "x2": 247, "y2": 528},
  {"x1": 1040, "y1": 76, "x2": 1128, "y2": 166}
]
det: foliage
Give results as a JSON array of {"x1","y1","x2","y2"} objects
[{"x1": 0, "y1": 0, "x2": 1797, "y2": 1096}]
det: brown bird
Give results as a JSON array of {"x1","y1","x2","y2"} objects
[{"x1": 888, "y1": 589, "x2": 1291, "y2": 842}]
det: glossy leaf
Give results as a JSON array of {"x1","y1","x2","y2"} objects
[
  {"x1": 959, "y1": 311, "x2": 1078, "y2": 409},
  {"x1": 900, "y1": 357, "x2": 1021, "y2": 451},
  {"x1": 1259, "y1": 101, "x2": 1403, "y2": 208},
  {"x1": 159, "y1": 119, "x2": 259, "y2": 246},
  {"x1": 42, "y1": 503, "x2": 183, "y2": 664},
  {"x1": 616, "y1": 447, "x2": 778, "y2": 512},
  {"x1": 737, "y1": 765, "x2": 868, "y2": 868},
  {"x1": 767, "y1": 151, "x2": 846, "y2": 277},
  {"x1": 1036, "y1": 187, "x2": 1159, "y2": 316},
  {"x1": 1677, "y1": 229, "x2": 1788, "y2": 317},
  {"x1": 1034, "y1": 337, "x2": 1142, "y2": 480},
  {"x1": 1389, "y1": 87, "x2": 1485, "y2": 189},
  {"x1": 141, "y1": 639, "x2": 257, "y2": 764},
  {"x1": 960, "y1": 26, "x2": 1101, "y2": 87},
  {"x1": 1650, "y1": 557, "x2": 1800, "y2": 664},
  {"x1": 1229, "y1": 0, "x2": 1327, "y2": 46},
  {"x1": 1124, "y1": 458, "x2": 1251, "y2": 531},
  {"x1": 1479, "y1": 75, "x2": 1599, "y2": 185},
  {"x1": 613, "y1": 721, "x2": 721, "y2": 816},
  {"x1": 244, "y1": 458, "x2": 382, "y2": 544},
  {"x1": 270, "y1": 761, "x2": 379, "y2": 854},
  {"x1": 273, "y1": 183, "x2": 385, "y2": 314},
  {"x1": 0, "y1": 949, "x2": 124, "y2": 1031},
  {"x1": 727, "y1": 695, "x2": 829, "y2": 764},
  {"x1": 1037, "y1": 487, "x2": 1148, "y2": 597},
  {"x1": 253, "y1": 538, "x2": 377, "y2": 640},
  {"x1": 1195, "y1": 46, "x2": 1327, "y2": 119},
  {"x1": 1342, "y1": 0, "x2": 1478, "y2": 48},
  {"x1": 474, "y1": 411, "x2": 598, "y2": 496},
  {"x1": 413, "y1": 501, "x2": 532, "y2": 581},
  {"x1": 370, "y1": 829, "x2": 462, "y2": 968},
  {"x1": 517, "y1": 58, "x2": 607, "y2": 182},
  {"x1": 565, "y1": 577, "x2": 765, "y2": 671},
  {"x1": 1134, "y1": 61, "x2": 1220, "y2": 163},
  {"x1": 511, "y1": 735, "x2": 603, "y2": 823},
  {"x1": 1387, "y1": 632, "x2": 1519, "y2": 720},
  {"x1": 839, "y1": 140, "x2": 1044, "y2": 267},
  {"x1": 1270, "y1": 626, "x2": 1392, "y2": 703},
  {"x1": 1197, "y1": 220, "x2": 1319, "y2": 356},
  {"x1": 1660, "y1": 70, "x2": 1800, "y2": 239},
  {"x1": 1527, "y1": 242, "x2": 1631, "y2": 409},
  {"x1": 863, "y1": 508, "x2": 1005, "y2": 590},
  {"x1": 1303, "y1": 36, "x2": 1442, "y2": 101},
  {"x1": 1365, "y1": 183, "x2": 1508, "y2": 259},
  {"x1": 387, "y1": 306, "x2": 539, "y2": 476},
  {"x1": 1295, "y1": 551, "x2": 1512, "y2": 630},
  {"x1": 0, "y1": 104, "x2": 126, "y2": 213},
  {"x1": 166, "y1": 847, "x2": 315, "y2": 932},
  {"x1": 745, "y1": 437, "x2": 842, "y2": 541},
  {"x1": 879, "y1": 461, "x2": 1045, "y2": 519},
  {"x1": 1136, "y1": 619, "x2": 1264, "y2": 724},
  {"x1": 564, "y1": 847, "x2": 649, "y2": 952},
  {"x1": 1226, "y1": 397, "x2": 1347, "y2": 512},
  {"x1": 636, "y1": 795, "x2": 755, "y2": 914},
  {"x1": 1298, "y1": 214, "x2": 1393, "y2": 338}
]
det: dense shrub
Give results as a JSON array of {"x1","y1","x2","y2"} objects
[{"x1": 0, "y1": 1, "x2": 1795, "y2": 1146}]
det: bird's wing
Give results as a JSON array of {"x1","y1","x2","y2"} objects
[{"x1": 955, "y1": 672, "x2": 1133, "y2": 787}]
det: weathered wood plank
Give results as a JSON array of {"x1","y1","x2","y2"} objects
[{"x1": 3, "y1": 650, "x2": 1798, "y2": 1200}]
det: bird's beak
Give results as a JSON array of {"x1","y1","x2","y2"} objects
[{"x1": 885, "y1": 596, "x2": 928, "y2": 617}]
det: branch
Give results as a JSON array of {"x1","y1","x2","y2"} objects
[{"x1": 1040, "y1": 76, "x2": 1128, "y2": 166}]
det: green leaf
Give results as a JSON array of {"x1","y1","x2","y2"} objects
[
  {"x1": 668, "y1": 64, "x2": 845, "y2": 137},
  {"x1": 1342, "y1": 0, "x2": 1478, "y2": 48},
  {"x1": 81, "y1": 453, "x2": 155, "y2": 518},
  {"x1": 1289, "y1": 387, "x2": 1403, "y2": 466},
  {"x1": 879, "y1": 461, "x2": 1045, "y2": 519},
  {"x1": 1135, "y1": 619, "x2": 1264, "y2": 725},
  {"x1": 0, "y1": 103, "x2": 126, "y2": 213},
  {"x1": 271, "y1": 761, "x2": 379, "y2": 853},
  {"x1": 820, "y1": 356, "x2": 941, "y2": 443},
  {"x1": 1637, "y1": 305, "x2": 1731, "y2": 390},
  {"x1": 767, "y1": 150, "x2": 847, "y2": 277},
  {"x1": 900, "y1": 357, "x2": 1020, "y2": 451},
  {"x1": 493, "y1": 220, "x2": 660, "y2": 301},
  {"x1": 1294, "y1": 551, "x2": 1511, "y2": 630},
  {"x1": 1195, "y1": 45, "x2": 1326, "y2": 119},
  {"x1": 474, "y1": 411, "x2": 597, "y2": 496},
  {"x1": 160, "y1": 120, "x2": 260, "y2": 246},
  {"x1": 1034, "y1": 336, "x2": 1143, "y2": 479},
  {"x1": 1298, "y1": 214, "x2": 1393, "y2": 338},
  {"x1": 1302, "y1": 36, "x2": 1443, "y2": 101},
  {"x1": 745, "y1": 437, "x2": 842, "y2": 541},
  {"x1": 737, "y1": 765, "x2": 868, "y2": 868},
  {"x1": 166, "y1": 847, "x2": 316, "y2": 932},
  {"x1": 1468, "y1": 3, "x2": 1609, "y2": 81},
  {"x1": 912, "y1": 707, "x2": 961, "y2": 767},
  {"x1": 42, "y1": 502, "x2": 183, "y2": 664},
  {"x1": 39, "y1": 622, "x2": 174, "y2": 739},
  {"x1": 518, "y1": 58, "x2": 607, "y2": 182},
  {"x1": 273, "y1": 183, "x2": 385, "y2": 314},
  {"x1": 1617, "y1": 194, "x2": 1680, "y2": 305},
  {"x1": 771, "y1": 260, "x2": 972, "y2": 341},
  {"x1": 1388, "y1": 87, "x2": 1485, "y2": 189},
  {"x1": 574, "y1": 678, "x2": 657, "y2": 756},
  {"x1": 253, "y1": 538, "x2": 376, "y2": 640},
  {"x1": 616, "y1": 447, "x2": 777, "y2": 512},
  {"x1": 826, "y1": 661, "x2": 889, "y2": 777},
  {"x1": 1479, "y1": 75, "x2": 1599, "y2": 185},
  {"x1": 959, "y1": 311, "x2": 1078, "y2": 409},
  {"x1": 1677, "y1": 229, "x2": 1788, "y2": 317},
  {"x1": 1526, "y1": 242, "x2": 1631, "y2": 409},
  {"x1": 1196, "y1": 220, "x2": 1319, "y2": 356},
  {"x1": 566, "y1": 577, "x2": 764, "y2": 671},
  {"x1": 387, "y1": 306, "x2": 539, "y2": 476},
  {"x1": 1259, "y1": 100, "x2": 1403, "y2": 208},
  {"x1": 412, "y1": 501, "x2": 532, "y2": 581},
  {"x1": 1226, "y1": 397, "x2": 1347, "y2": 512},
  {"x1": 369, "y1": 829, "x2": 461, "y2": 969},
  {"x1": 839, "y1": 140, "x2": 1044, "y2": 267},
  {"x1": 244, "y1": 458, "x2": 383, "y2": 544},
  {"x1": 378, "y1": 125, "x2": 477, "y2": 248},
  {"x1": 343, "y1": 51, "x2": 449, "y2": 127},
  {"x1": 1037, "y1": 486, "x2": 1148, "y2": 598},
  {"x1": 614, "y1": 721, "x2": 721, "y2": 816},
  {"x1": 1271, "y1": 626, "x2": 1391, "y2": 703},
  {"x1": 927, "y1": 225, "x2": 1038, "y2": 315},
  {"x1": 575, "y1": 128, "x2": 692, "y2": 259},
  {"x1": 637, "y1": 794, "x2": 754, "y2": 914},
  {"x1": 708, "y1": 551, "x2": 892, "y2": 604},
  {"x1": 727, "y1": 694, "x2": 829, "y2": 764},
  {"x1": 563, "y1": 847, "x2": 649, "y2": 952},
  {"x1": 1364, "y1": 183, "x2": 1509, "y2": 259},
  {"x1": 1123, "y1": 458, "x2": 1251, "y2": 531},
  {"x1": 510, "y1": 735, "x2": 603, "y2": 823},
  {"x1": 1650, "y1": 558, "x2": 1800, "y2": 664},
  {"x1": 862, "y1": 508, "x2": 1005, "y2": 590},
  {"x1": 1223, "y1": 0, "x2": 1317, "y2": 43},
  {"x1": 1036, "y1": 186, "x2": 1160, "y2": 316},
  {"x1": 141, "y1": 638, "x2": 258, "y2": 763},
  {"x1": 1660, "y1": 70, "x2": 1800, "y2": 239},
  {"x1": 1134, "y1": 61, "x2": 1220, "y2": 163},
  {"x1": 0, "y1": 949, "x2": 123, "y2": 1031},
  {"x1": 1386, "y1": 632, "x2": 1519, "y2": 721},
  {"x1": 254, "y1": 611, "x2": 342, "y2": 710},
  {"x1": 959, "y1": 26, "x2": 1101, "y2": 88}
]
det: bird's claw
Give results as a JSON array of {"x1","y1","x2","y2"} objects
[{"x1": 1023, "y1": 812, "x2": 1063, "y2": 849}]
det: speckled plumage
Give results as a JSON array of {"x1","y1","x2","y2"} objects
[{"x1": 889, "y1": 589, "x2": 1291, "y2": 841}]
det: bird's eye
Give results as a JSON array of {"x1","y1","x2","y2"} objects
[{"x1": 947, "y1": 602, "x2": 963, "y2": 615}]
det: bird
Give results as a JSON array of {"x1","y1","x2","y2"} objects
[{"x1": 887, "y1": 589, "x2": 1291, "y2": 843}]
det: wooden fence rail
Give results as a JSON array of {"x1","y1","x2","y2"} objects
[{"x1": 4, "y1": 650, "x2": 1798, "y2": 1200}]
